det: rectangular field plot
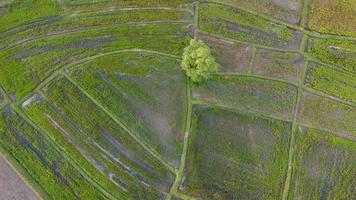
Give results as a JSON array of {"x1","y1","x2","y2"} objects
[
  {"x1": 304, "y1": 62, "x2": 355, "y2": 103},
  {"x1": 24, "y1": 75, "x2": 175, "y2": 198},
  {"x1": 68, "y1": 51, "x2": 186, "y2": 167},
  {"x1": 0, "y1": 23, "x2": 190, "y2": 99},
  {"x1": 253, "y1": 49, "x2": 304, "y2": 84},
  {"x1": 65, "y1": 0, "x2": 194, "y2": 12},
  {"x1": 220, "y1": 0, "x2": 303, "y2": 24},
  {"x1": 198, "y1": 2, "x2": 302, "y2": 49},
  {"x1": 197, "y1": 32, "x2": 252, "y2": 73},
  {"x1": 192, "y1": 75, "x2": 298, "y2": 120},
  {"x1": 297, "y1": 91, "x2": 356, "y2": 140},
  {"x1": 306, "y1": 37, "x2": 356, "y2": 72},
  {"x1": 0, "y1": 107, "x2": 111, "y2": 200},
  {"x1": 289, "y1": 126, "x2": 356, "y2": 199},
  {"x1": 307, "y1": 0, "x2": 356, "y2": 37},
  {"x1": 181, "y1": 105, "x2": 291, "y2": 199}
]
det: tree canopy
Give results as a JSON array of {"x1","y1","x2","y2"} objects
[{"x1": 181, "y1": 39, "x2": 219, "y2": 83}]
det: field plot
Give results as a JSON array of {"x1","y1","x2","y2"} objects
[
  {"x1": 0, "y1": 22, "x2": 190, "y2": 99},
  {"x1": 0, "y1": 8, "x2": 193, "y2": 48},
  {"x1": 306, "y1": 37, "x2": 356, "y2": 72},
  {"x1": 192, "y1": 75, "x2": 298, "y2": 120},
  {"x1": 0, "y1": 157, "x2": 38, "y2": 200},
  {"x1": 68, "y1": 52, "x2": 187, "y2": 166},
  {"x1": 64, "y1": 0, "x2": 193, "y2": 12},
  {"x1": 196, "y1": 32, "x2": 252, "y2": 73},
  {"x1": 198, "y1": 2, "x2": 302, "y2": 49},
  {"x1": 307, "y1": 0, "x2": 356, "y2": 37},
  {"x1": 181, "y1": 105, "x2": 291, "y2": 199},
  {"x1": 297, "y1": 91, "x2": 356, "y2": 140},
  {"x1": 253, "y1": 49, "x2": 304, "y2": 84},
  {"x1": 304, "y1": 62, "x2": 355, "y2": 103},
  {"x1": 289, "y1": 126, "x2": 356, "y2": 199},
  {"x1": 0, "y1": 107, "x2": 110, "y2": 200},
  {"x1": 23, "y1": 75, "x2": 175, "y2": 199},
  {"x1": 220, "y1": 0, "x2": 303, "y2": 24}
]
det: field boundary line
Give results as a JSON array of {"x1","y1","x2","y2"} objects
[
  {"x1": 281, "y1": 37, "x2": 309, "y2": 199},
  {"x1": 166, "y1": 77, "x2": 195, "y2": 200},
  {"x1": 62, "y1": 73, "x2": 177, "y2": 174},
  {"x1": 10, "y1": 106, "x2": 119, "y2": 200},
  {"x1": 300, "y1": 0, "x2": 311, "y2": 27}
]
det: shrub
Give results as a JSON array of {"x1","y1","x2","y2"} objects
[{"x1": 181, "y1": 39, "x2": 219, "y2": 83}]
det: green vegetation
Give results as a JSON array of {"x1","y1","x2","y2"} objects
[
  {"x1": 297, "y1": 91, "x2": 356, "y2": 139},
  {"x1": 289, "y1": 126, "x2": 356, "y2": 199},
  {"x1": 308, "y1": 0, "x2": 356, "y2": 37},
  {"x1": 181, "y1": 39, "x2": 220, "y2": 83},
  {"x1": 182, "y1": 105, "x2": 291, "y2": 199},
  {"x1": 304, "y1": 62, "x2": 356, "y2": 103},
  {"x1": 306, "y1": 37, "x2": 356, "y2": 72},
  {"x1": 192, "y1": 75, "x2": 298, "y2": 120},
  {"x1": 198, "y1": 2, "x2": 301, "y2": 49},
  {"x1": 253, "y1": 49, "x2": 304, "y2": 84}
]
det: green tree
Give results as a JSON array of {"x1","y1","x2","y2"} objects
[{"x1": 181, "y1": 39, "x2": 219, "y2": 83}]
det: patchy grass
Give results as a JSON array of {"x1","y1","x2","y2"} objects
[
  {"x1": 198, "y1": 2, "x2": 302, "y2": 49},
  {"x1": 68, "y1": 51, "x2": 187, "y2": 166},
  {"x1": 297, "y1": 91, "x2": 356, "y2": 140},
  {"x1": 181, "y1": 105, "x2": 291, "y2": 199},
  {"x1": 307, "y1": 0, "x2": 356, "y2": 37},
  {"x1": 304, "y1": 62, "x2": 355, "y2": 103},
  {"x1": 253, "y1": 49, "x2": 304, "y2": 84},
  {"x1": 197, "y1": 32, "x2": 252, "y2": 73},
  {"x1": 289, "y1": 126, "x2": 356, "y2": 199},
  {"x1": 192, "y1": 75, "x2": 298, "y2": 120}
]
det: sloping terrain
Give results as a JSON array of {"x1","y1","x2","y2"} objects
[{"x1": 0, "y1": 0, "x2": 355, "y2": 200}]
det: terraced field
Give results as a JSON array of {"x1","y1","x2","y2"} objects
[{"x1": 0, "y1": 0, "x2": 355, "y2": 200}]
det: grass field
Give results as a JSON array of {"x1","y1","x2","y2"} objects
[{"x1": 0, "y1": 0, "x2": 355, "y2": 199}]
